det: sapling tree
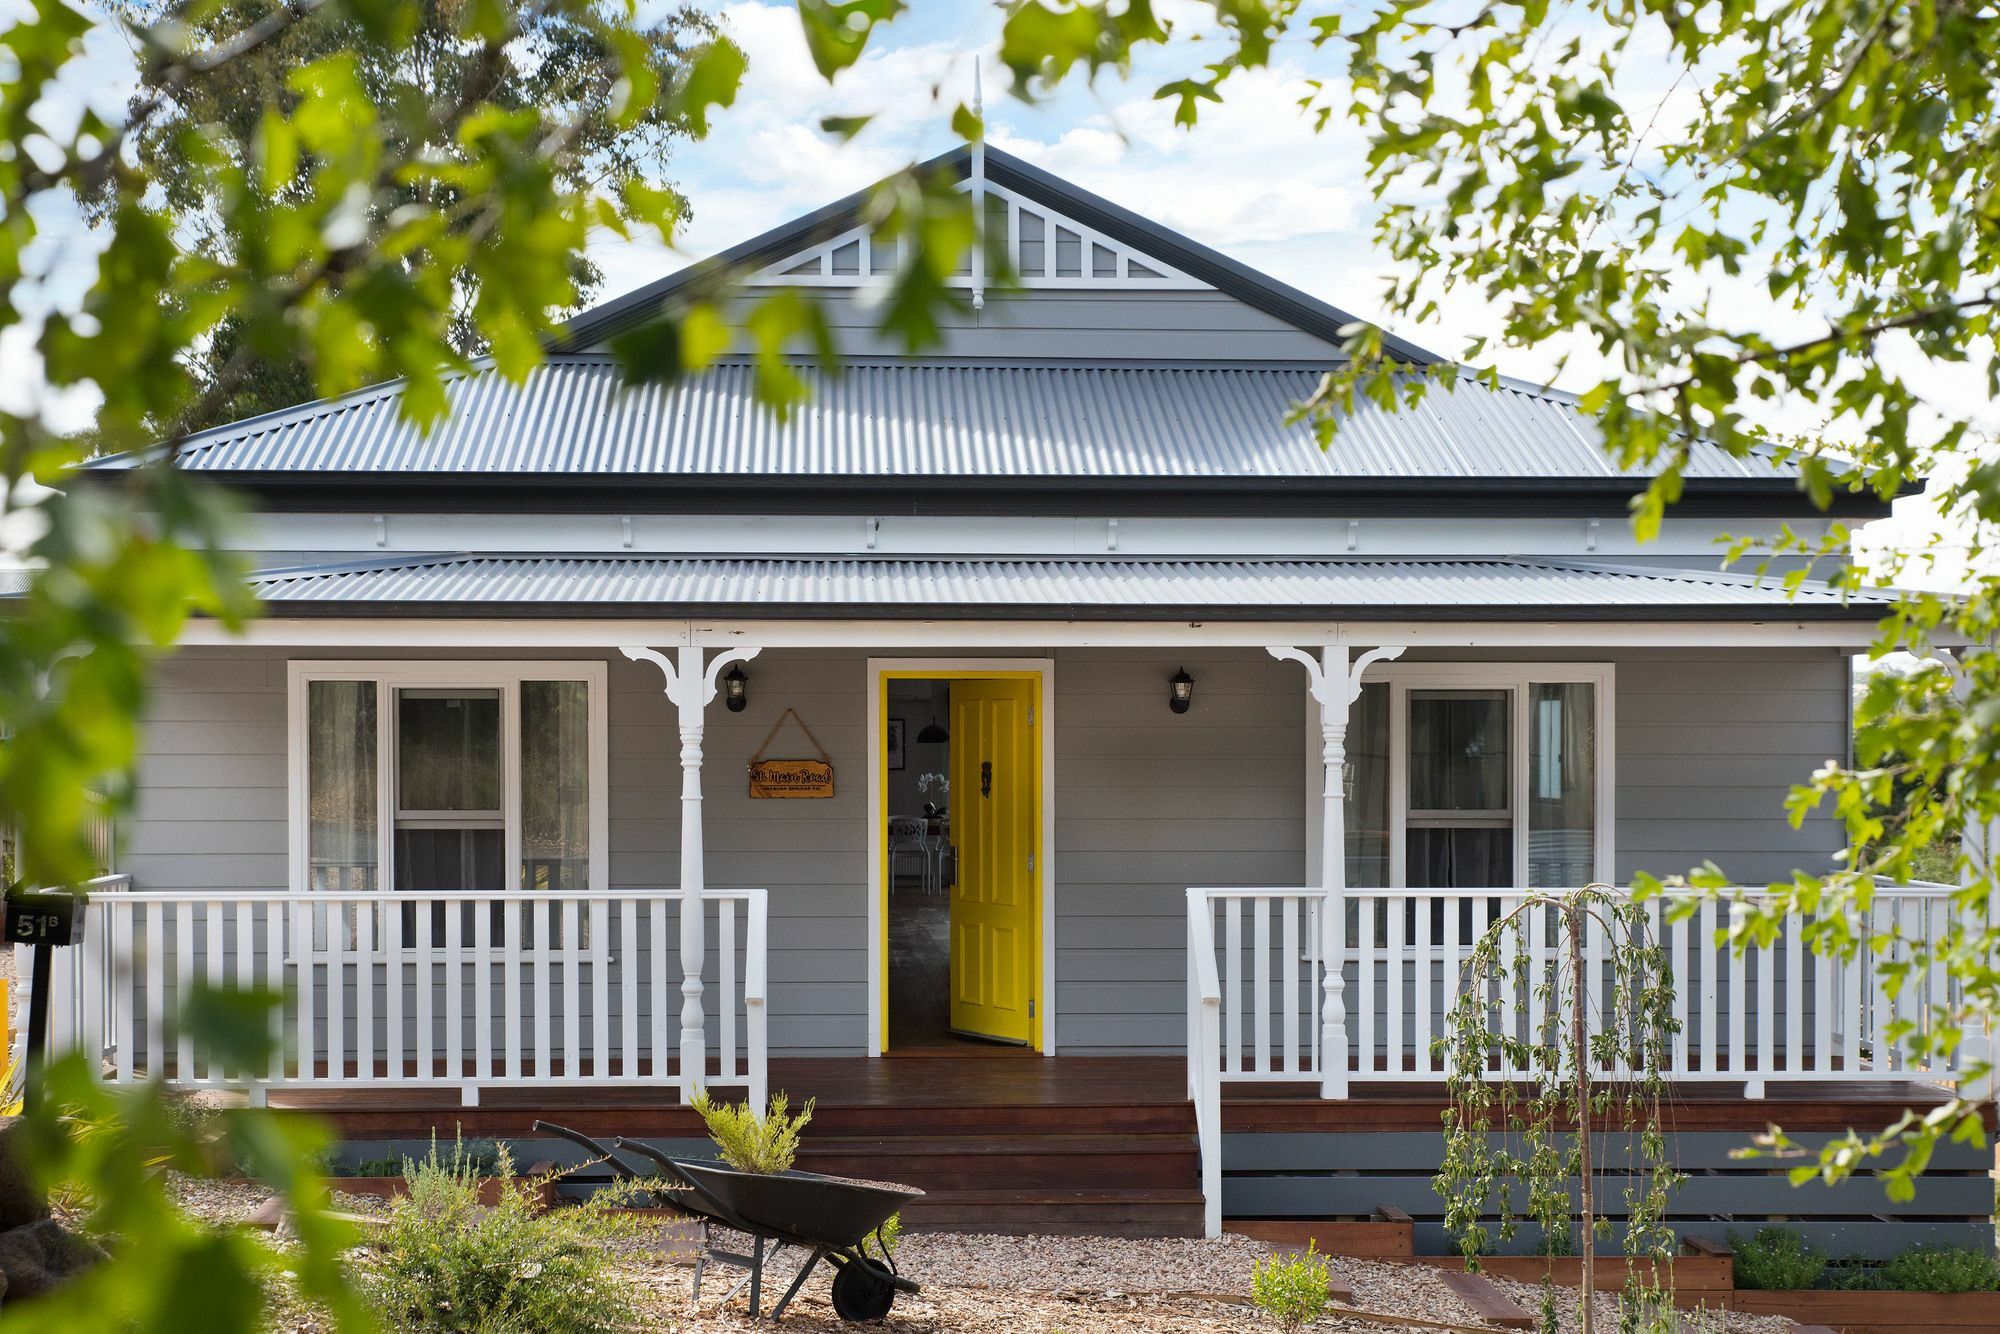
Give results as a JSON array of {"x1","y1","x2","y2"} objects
[{"x1": 1436, "y1": 885, "x2": 1684, "y2": 1333}]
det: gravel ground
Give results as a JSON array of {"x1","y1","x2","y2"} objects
[
  {"x1": 1482, "y1": 1273, "x2": 1794, "y2": 1334},
  {"x1": 157, "y1": 1177, "x2": 1804, "y2": 1332}
]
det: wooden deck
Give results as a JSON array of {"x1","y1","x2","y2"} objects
[
  {"x1": 270, "y1": 1056, "x2": 1969, "y2": 1138},
  {"x1": 268, "y1": 1058, "x2": 1977, "y2": 1239}
]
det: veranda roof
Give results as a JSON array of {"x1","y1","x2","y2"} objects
[{"x1": 243, "y1": 554, "x2": 1893, "y2": 620}]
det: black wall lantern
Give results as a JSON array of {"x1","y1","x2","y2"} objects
[
  {"x1": 1168, "y1": 667, "x2": 1195, "y2": 714},
  {"x1": 723, "y1": 663, "x2": 749, "y2": 712}
]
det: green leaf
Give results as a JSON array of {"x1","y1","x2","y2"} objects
[{"x1": 674, "y1": 39, "x2": 747, "y2": 138}]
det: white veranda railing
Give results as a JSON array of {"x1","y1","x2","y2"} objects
[
  {"x1": 25, "y1": 886, "x2": 767, "y2": 1108},
  {"x1": 1182, "y1": 881, "x2": 1970, "y2": 1238},
  {"x1": 1186, "y1": 883, "x2": 1969, "y2": 1096}
]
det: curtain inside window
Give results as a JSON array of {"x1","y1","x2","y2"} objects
[
  {"x1": 1528, "y1": 681, "x2": 1596, "y2": 887},
  {"x1": 307, "y1": 680, "x2": 378, "y2": 892},
  {"x1": 1344, "y1": 682, "x2": 1390, "y2": 889},
  {"x1": 522, "y1": 680, "x2": 590, "y2": 892}
]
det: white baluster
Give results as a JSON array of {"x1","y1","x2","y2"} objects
[
  {"x1": 385, "y1": 897, "x2": 404, "y2": 1081},
  {"x1": 444, "y1": 899, "x2": 464, "y2": 1086},
  {"x1": 474, "y1": 893, "x2": 493, "y2": 1088},
  {"x1": 1281, "y1": 896, "x2": 1300, "y2": 1075},
  {"x1": 719, "y1": 899, "x2": 737, "y2": 1083},
  {"x1": 650, "y1": 898, "x2": 670, "y2": 1081},
  {"x1": 561, "y1": 899, "x2": 580, "y2": 1079},
  {"x1": 588, "y1": 897, "x2": 609, "y2": 1078},
  {"x1": 355, "y1": 899, "x2": 374, "y2": 1083},
  {"x1": 415, "y1": 902, "x2": 434, "y2": 1081},
  {"x1": 175, "y1": 907, "x2": 194, "y2": 1083},
  {"x1": 621, "y1": 899, "x2": 639, "y2": 1079},
  {"x1": 505, "y1": 897, "x2": 523, "y2": 1081},
  {"x1": 1223, "y1": 897, "x2": 1241, "y2": 1076}
]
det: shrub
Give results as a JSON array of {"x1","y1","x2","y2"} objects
[
  {"x1": 341, "y1": 1137, "x2": 504, "y2": 1180},
  {"x1": 1824, "y1": 1257, "x2": 1886, "y2": 1290},
  {"x1": 367, "y1": 1139, "x2": 640, "y2": 1333},
  {"x1": 691, "y1": 1088, "x2": 815, "y2": 1174},
  {"x1": 1251, "y1": 1243, "x2": 1333, "y2": 1330},
  {"x1": 1882, "y1": 1244, "x2": 2000, "y2": 1293},
  {"x1": 1728, "y1": 1227, "x2": 1827, "y2": 1291}
]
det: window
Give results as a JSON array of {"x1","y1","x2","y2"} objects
[
  {"x1": 1318, "y1": 663, "x2": 1613, "y2": 891},
  {"x1": 290, "y1": 663, "x2": 608, "y2": 900}
]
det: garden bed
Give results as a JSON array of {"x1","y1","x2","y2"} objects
[
  {"x1": 1733, "y1": 1288, "x2": 2000, "y2": 1332},
  {"x1": 1418, "y1": 1254, "x2": 1736, "y2": 1310}
]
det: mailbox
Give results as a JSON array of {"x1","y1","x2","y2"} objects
[{"x1": 3, "y1": 891, "x2": 85, "y2": 947}]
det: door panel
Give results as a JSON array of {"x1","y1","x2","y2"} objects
[{"x1": 947, "y1": 679, "x2": 1038, "y2": 1045}]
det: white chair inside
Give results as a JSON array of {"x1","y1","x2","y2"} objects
[{"x1": 888, "y1": 816, "x2": 934, "y2": 894}]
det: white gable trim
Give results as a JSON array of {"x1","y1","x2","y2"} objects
[{"x1": 747, "y1": 178, "x2": 1210, "y2": 291}]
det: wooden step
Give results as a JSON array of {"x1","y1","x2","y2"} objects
[
  {"x1": 899, "y1": 1187, "x2": 1207, "y2": 1238},
  {"x1": 311, "y1": 1099, "x2": 1196, "y2": 1141},
  {"x1": 794, "y1": 1133, "x2": 1196, "y2": 1190},
  {"x1": 1436, "y1": 1271, "x2": 1533, "y2": 1330}
]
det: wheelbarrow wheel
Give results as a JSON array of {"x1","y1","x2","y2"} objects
[{"x1": 830, "y1": 1257, "x2": 896, "y2": 1321}]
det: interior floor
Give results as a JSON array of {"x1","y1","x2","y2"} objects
[{"x1": 888, "y1": 879, "x2": 1030, "y2": 1053}]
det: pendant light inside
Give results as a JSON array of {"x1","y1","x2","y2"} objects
[{"x1": 916, "y1": 716, "x2": 949, "y2": 743}]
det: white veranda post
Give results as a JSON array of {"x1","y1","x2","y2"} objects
[
  {"x1": 621, "y1": 644, "x2": 761, "y2": 1103},
  {"x1": 1267, "y1": 644, "x2": 1405, "y2": 1098}
]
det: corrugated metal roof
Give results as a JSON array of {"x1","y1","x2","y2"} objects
[
  {"x1": 118, "y1": 357, "x2": 1788, "y2": 482},
  {"x1": 245, "y1": 554, "x2": 1885, "y2": 618}
]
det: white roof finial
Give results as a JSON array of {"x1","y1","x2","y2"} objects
[{"x1": 970, "y1": 57, "x2": 986, "y2": 311}]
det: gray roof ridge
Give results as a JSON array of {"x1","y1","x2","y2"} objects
[{"x1": 553, "y1": 142, "x2": 1443, "y2": 364}]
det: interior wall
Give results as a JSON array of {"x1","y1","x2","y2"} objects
[{"x1": 884, "y1": 679, "x2": 951, "y2": 818}]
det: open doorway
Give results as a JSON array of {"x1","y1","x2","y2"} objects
[{"x1": 878, "y1": 670, "x2": 1044, "y2": 1053}]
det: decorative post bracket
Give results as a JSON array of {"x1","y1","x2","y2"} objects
[
  {"x1": 621, "y1": 645, "x2": 762, "y2": 1102},
  {"x1": 1266, "y1": 643, "x2": 1406, "y2": 1098}
]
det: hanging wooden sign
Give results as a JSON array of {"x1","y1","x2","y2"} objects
[{"x1": 747, "y1": 708, "x2": 835, "y2": 799}]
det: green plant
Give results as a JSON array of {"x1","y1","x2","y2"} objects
[
  {"x1": 691, "y1": 1089, "x2": 815, "y2": 1175},
  {"x1": 1825, "y1": 1258, "x2": 1886, "y2": 1291},
  {"x1": 339, "y1": 1138, "x2": 504, "y2": 1180},
  {"x1": 368, "y1": 1140, "x2": 641, "y2": 1333},
  {"x1": 1436, "y1": 888, "x2": 1683, "y2": 1333},
  {"x1": 865, "y1": 1211, "x2": 904, "y2": 1262},
  {"x1": 1250, "y1": 1243, "x2": 1332, "y2": 1331},
  {"x1": 1882, "y1": 1244, "x2": 2000, "y2": 1293},
  {"x1": 1728, "y1": 1229, "x2": 1828, "y2": 1291}
]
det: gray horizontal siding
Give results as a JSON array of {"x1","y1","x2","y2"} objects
[
  {"x1": 118, "y1": 643, "x2": 1851, "y2": 1059},
  {"x1": 728, "y1": 287, "x2": 1344, "y2": 363},
  {"x1": 1053, "y1": 648, "x2": 1306, "y2": 1054}
]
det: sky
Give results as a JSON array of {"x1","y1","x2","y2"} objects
[{"x1": 0, "y1": 0, "x2": 1985, "y2": 583}]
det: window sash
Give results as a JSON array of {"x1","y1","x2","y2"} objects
[
  {"x1": 289, "y1": 661, "x2": 607, "y2": 900},
  {"x1": 1326, "y1": 663, "x2": 1612, "y2": 892}
]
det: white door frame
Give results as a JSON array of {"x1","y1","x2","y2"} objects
[{"x1": 866, "y1": 656, "x2": 1057, "y2": 1057}]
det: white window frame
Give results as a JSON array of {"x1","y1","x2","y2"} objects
[
  {"x1": 1307, "y1": 660, "x2": 1616, "y2": 890},
  {"x1": 287, "y1": 661, "x2": 610, "y2": 898}
]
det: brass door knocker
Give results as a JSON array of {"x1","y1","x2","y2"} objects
[{"x1": 980, "y1": 760, "x2": 993, "y2": 797}]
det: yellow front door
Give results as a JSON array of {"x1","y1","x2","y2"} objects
[{"x1": 947, "y1": 679, "x2": 1038, "y2": 1045}]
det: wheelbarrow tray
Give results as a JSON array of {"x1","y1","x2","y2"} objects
[{"x1": 667, "y1": 1157, "x2": 922, "y2": 1251}]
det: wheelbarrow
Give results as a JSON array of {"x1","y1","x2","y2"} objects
[{"x1": 534, "y1": 1120, "x2": 923, "y2": 1321}]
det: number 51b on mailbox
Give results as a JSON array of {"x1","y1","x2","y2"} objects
[{"x1": 3, "y1": 892, "x2": 85, "y2": 947}]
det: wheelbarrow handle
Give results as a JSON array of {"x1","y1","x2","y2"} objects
[{"x1": 532, "y1": 1120, "x2": 647, "y2": 1181}]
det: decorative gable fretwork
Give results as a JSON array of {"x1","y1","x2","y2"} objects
[{"x1": 748, "y1": 178, "x2": 1209, "y2": 291}]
